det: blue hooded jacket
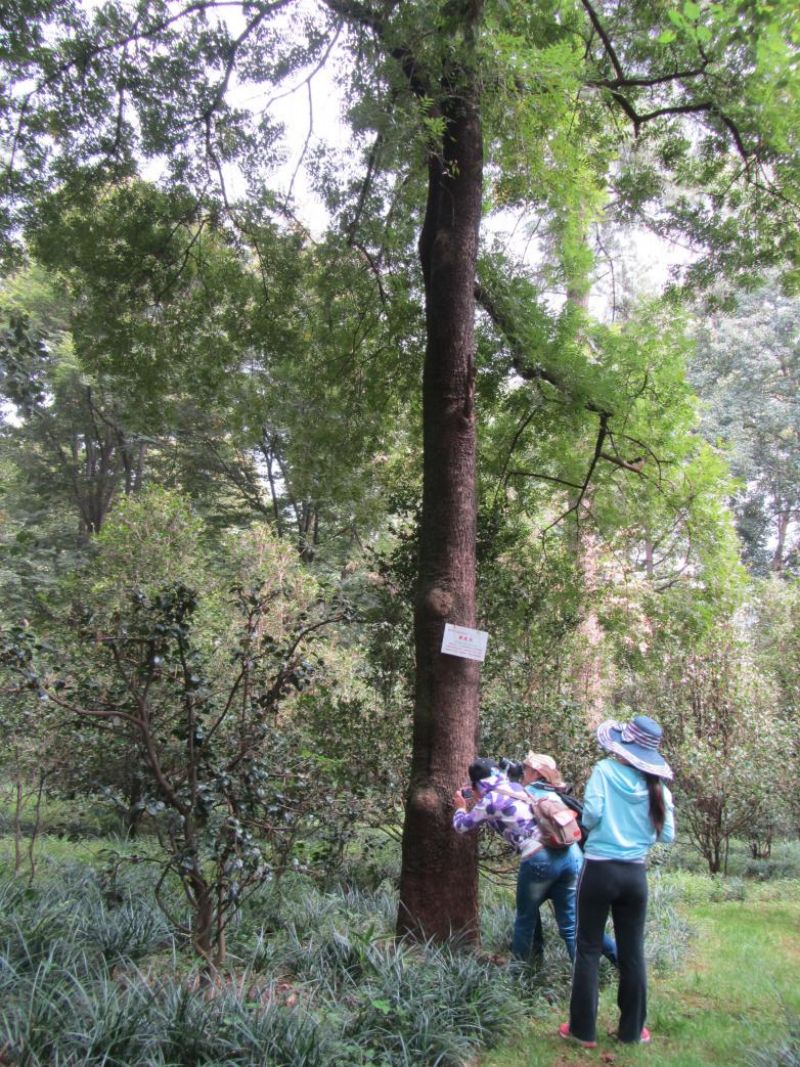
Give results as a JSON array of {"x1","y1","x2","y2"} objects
[{"x1": 582, "y1": 758, "x2": 675, "y2": 862}]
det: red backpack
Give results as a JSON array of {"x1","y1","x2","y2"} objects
[
  {"x1": 529, "y1": 793, "x2": 583, "y2": 849},
  {"x1": 493, "y1": 782, "x2": 584, "y2": 849}
]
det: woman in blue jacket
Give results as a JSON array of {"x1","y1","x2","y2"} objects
[{"x1": 560, "y1": 715, "x2": 675, "y2": 1049}]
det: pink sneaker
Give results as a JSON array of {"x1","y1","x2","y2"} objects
[
  {"x1": 609, "y1": 1026, "x2": 651, "y2": 1044},
  {"x1": 559, "y1": 1022, "x2": 597, "y2": 1048}
]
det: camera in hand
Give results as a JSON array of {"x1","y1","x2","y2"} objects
[
  {"x1": 498, "y1": 757, "x2": 524, "y2": 782},
  {"x1": 467, "y1": 756, "x2": 524, "y2": 787}
]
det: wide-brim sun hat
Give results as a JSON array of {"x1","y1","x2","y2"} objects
[
  {"x1": 523, "y1": 751, "x2": 566, "y2": 787},
  {"x1": 596, "y1": 715, "x2": 673, "y2": 780}
]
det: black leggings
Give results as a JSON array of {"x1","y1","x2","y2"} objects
[{"x1": 568, "y1": 859, "x2": 648, "y2": 1044}]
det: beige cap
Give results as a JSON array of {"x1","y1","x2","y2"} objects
[{"x1": 522, "y1": 751, "x2": 565, "y2": 787}]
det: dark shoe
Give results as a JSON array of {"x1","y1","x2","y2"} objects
[{"x1": 559, "y1": 1022, "x2": 597, "y2": 1048}]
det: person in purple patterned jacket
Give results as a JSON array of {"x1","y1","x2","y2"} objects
[
  {"x1": 453, "y1": 756, "x2": 614, "y2": 967},
  {"x1": 452, "y1": 758, "x2": 544, "y2": 862}
]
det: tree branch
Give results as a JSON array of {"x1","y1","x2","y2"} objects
[
  {"x1": 474, "y1": 281, "x2": 612, "y2": 417},
  {"x1": 589, "y1": 64, "x2": 709, "y2": 90},
  {"x1": 581, "y1": 0, "x2": 752, "y2": 162},
  {"x1": 541, "y1": 412, "x2": 609, "y2": 534},
  {"x1": 598, "y1": 450, "x2": 645, "y2": 473},
  {"x1": 507, "y1": 469, "x2": 585, "y2": 490},
  {"x1": 580, "y1": 0, "x2": 625, "y2": 83}
]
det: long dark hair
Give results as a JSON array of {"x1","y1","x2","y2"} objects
[{"x1": 645, "y1": 773, "x2": 666, "y2": 835}]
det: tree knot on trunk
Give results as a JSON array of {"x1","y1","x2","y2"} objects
[
  {"x1": 431, "y1": 228, "x2": 454, "y2": 262},
  {"x1": 407, "y1": 785, "x2": 441, "y2": 820},
  {"x1": 424, "y1": 586, "x2": 454, "y2": 617}
]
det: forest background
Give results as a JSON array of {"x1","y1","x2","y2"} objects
[{"x1": 0, "y1": 1, "x2": 800, "y2": 1063}]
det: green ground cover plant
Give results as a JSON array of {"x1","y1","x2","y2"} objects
[
  {"x1": 0, "y1": 848, "x2": 529, "y2": 1066},
  {"x1": 0, "y1": 834, "x2": 691, "y2": 1067},
  {"x1": 748, "y1": 1013, "x2": 800, "y2": 1067},
  {"x1": 2, "y1": 833, "x2": 798, "y2": 1065}
]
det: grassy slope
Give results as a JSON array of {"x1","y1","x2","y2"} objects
[{"x1": 481, "y1": 887, "x2": 800, "y2": 1067}]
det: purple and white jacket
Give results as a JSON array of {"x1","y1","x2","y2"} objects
[{"x1": 452, "y1": 771, "x2": 543, "y2": 860}]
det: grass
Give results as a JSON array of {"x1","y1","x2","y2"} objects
[
  {"x1": 0, "y1": 787, "x2": 123, "y2": 841},
  {"x1": 480, "y1": 878, "x2": 800, "y2": 1067}
]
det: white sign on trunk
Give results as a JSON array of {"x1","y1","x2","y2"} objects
[{"x1": 441, "y1": 623, "x2": 489, "y2": 662}]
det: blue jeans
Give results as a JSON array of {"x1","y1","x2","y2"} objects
[
  {"x1": 513, "y1": 845, "x2": 583, "y2": 961},
  {"x1": 513, "y1": 847, "x2": 618, "y2": 964}
]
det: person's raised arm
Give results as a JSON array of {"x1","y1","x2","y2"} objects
[{"x1": 452, "y1": 786, "x2": 491, "y2": 833}]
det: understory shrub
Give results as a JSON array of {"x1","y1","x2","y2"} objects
[
  {"x1": 741, "y1": 841, "x2": 800, "y2": 881},
  {"x1": 0, "y1": 862, "x2": 175, "y2": 969},
  {"x1": 0, "y1": 789, "x2": 123, "y2": 841},
  {"x1": 664, "y1": 836, "x2": 800, "y2": 880}
]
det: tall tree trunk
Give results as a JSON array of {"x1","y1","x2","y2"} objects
[
  {"x1": 771, "y1": 506, "x2": 789, "y2": 573},
  {"x1": 397, "y1": 86, "x2": 484, "y2": 942},
  {"x1": 13, "y1": 773, "x2": 23, "y2": 876},
  {"x1": 564, "y1": 224, "x2": 614, "y2": 723},
  {"x1": 569, "y1": 494, "x2": 610, "y2": 726}
]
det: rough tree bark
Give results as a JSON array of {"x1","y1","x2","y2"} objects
[{"x1": 397, "y1": 71, "x2": 484, "y2": 940}]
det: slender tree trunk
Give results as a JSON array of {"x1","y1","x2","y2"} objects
[
  {"x1": 771, "y1": 506, "x2": 789, "y2": 572},
  {"x1": 192, "y1": 882, "x2": 217, "y2": 977},
  {"x1": 564, "y1": 226, "x2": 611, "y2": 724},
  {"x1": 644, "y1": 539, "x2": 655, "y2": 578},
  {"x1": 260, "y1": 430, "x2": 285, "y2": 536},
  {"x1": 13, "y1": 774, "x2": 23, "y2": 876},
  {"x1": 134, "y1": 441, "x2": 146, "y2": 490},
  {"x1": 397, "y1": 84, "x2": 483, "y2": 941},
  {"x1": 26, "y1": 771, "x2": 46, "y2": 886},
  {"x1": 570, "y1": 494, "x2": 610, "y2": 725},
  {"x1": 124, "y1": 757, "x2": 144, "y2": 838}
]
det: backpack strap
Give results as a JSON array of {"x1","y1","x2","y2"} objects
[{"x1": 491, "y1": 783, "x2": 538, "y2": 817}]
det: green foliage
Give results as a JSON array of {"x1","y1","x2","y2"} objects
[
  {"x1": 0, "y1": 860, "x2": 530, "y2": 1066},
  {"x1": 748, "y1": 1012, "x2": 800, "y2": 1067},
  {"x1": 0, "y1": 838, "x2": 704, "y2": 1066},
  {"x1": 602, "y1": 1, "x2": 800, "y2": 290},
  {"x1": 30, "y1": 181, "x2": 256, "y2": 406},
  {"x1": 0, "y1": 862, "x2": 175, "y2": 968},
  {"x1": 642, "y1": 872, "x2": 695, "y2": 974},
  {"x1": 0, "y1": 788, "x2": 120, "y2": 841},
  {"x1": 1, "y1": 0, "x2": 800, "y2": 955},
  {"x1": 91, "y1": 487, "x2": 209, "y2": 600},
  {"x1": 469, "y1": 271, "x2": 747, "y2": 760},
  {"x1": 691, "y1": 282, "x2": 800, "y2": 575},
  {"x1": 0, "y1": 264, "x2": 155, "y2": 609},
  {"x1": 632, "y1": 622, "x2": 791, "y2": 873},
  {"x1": 0, "y1": 310, "x2": 51, "y2": 414},
  {"x1": 1, "y1": 213, "x2": 415, "y2": 569},
  {"x1": 0, "y1": 502, "x2": 357, "y2": 965}
]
